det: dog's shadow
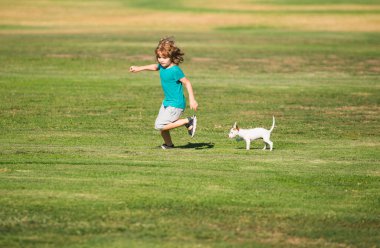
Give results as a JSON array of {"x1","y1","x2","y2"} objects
[
  {"x1": 237, "y1": 147, "x2": 275, "y2": 150},
  {"x1": 176, "y1": 142, "x2": 215, "y2": 150}
]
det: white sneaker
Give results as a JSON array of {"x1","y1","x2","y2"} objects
[
  {"x1": 187, "y1": 115, "x2": 197, "y2": 138},
  {"x1": 161, "y1": 144, "x2": 174, "y2": 150}
]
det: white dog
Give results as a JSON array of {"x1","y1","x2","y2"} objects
[{"x1": 229, "y1": 116, "x2": 275, "y2": 151}]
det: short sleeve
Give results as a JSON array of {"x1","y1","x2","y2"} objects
[{"x1": 174, "y1": 66, "x2": 185, "y2": 81}]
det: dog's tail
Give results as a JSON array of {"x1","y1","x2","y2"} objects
[{"x1": 269, "y1": 116, "x2": 275, "y2": 133}]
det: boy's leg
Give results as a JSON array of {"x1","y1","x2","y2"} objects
[
  {"x1": 161, "y1": 118, "x2": 189, "y2": 131},
  {"x1": 161, "y1": 130, "x2": 173, "y2": 146}
]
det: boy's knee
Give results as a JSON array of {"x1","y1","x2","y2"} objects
[{"x1": 155, "y1": 123, "x2": 164, "y2": 130}]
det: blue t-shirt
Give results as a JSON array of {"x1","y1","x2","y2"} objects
[{"x1": 158, "y1": 64, "x2": 186, "y2": 109}]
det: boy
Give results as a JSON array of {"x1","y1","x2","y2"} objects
[{"x1": 130, "y1": 37, "x2": 198, "y2": 149}]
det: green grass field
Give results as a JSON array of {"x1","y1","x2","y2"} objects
[{"x1": 1, "y1": 0, "x2": 379, "y2": 247}]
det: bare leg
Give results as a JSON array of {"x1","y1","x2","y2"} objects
[
  {"x1": 161, "y1": 118, "x2": 190, "y2": 131},
  {"x1": 160, "y1": 118, "x2": 193, "y2": 146},
  {"x1": 161, "y1": 130, "x2": 173, "y2": 146}
]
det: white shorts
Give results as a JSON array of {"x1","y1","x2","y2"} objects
[{"x1": 154, "y1": 104, "x2": 184, "y2": 130}]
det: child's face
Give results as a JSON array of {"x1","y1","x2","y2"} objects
[{"x1": 157, "y1": 53, "x2": 172, "y2": 68}]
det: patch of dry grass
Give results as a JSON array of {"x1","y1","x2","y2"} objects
[
  {"x1": 1, "y1": 0, "x2": 379, "y2": 33},
  {"x1": 184, "y1": 0, "x2": 380, "y2": 11}
]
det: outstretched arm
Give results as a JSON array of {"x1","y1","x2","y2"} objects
[
  {"x1": 180, "y1": 77, "x2": 198, "y2": 111},
  {"x1": 129, "y1": 64, "x2": 158, "y2": 73}
]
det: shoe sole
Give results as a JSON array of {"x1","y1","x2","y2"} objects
[
  {"x1": 191, "y1": 116, "x2": 197, "y2": 138},
  {"x1": 161, "y1": 144, "x2": 174, "y2": 150}
]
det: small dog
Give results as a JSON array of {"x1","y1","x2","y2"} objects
[{"x1": 229, "y1": 116, "x2": 275, "y2": 151}]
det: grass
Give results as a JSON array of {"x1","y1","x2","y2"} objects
[{"x1": 1, "y1": 0, "x2": 380, "y2": 247}]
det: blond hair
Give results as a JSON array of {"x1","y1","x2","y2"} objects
[{"x1": 155, "y1": 37, "x2": 184, "y2": 65}]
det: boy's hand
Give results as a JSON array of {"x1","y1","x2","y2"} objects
[
  {"x1": 129, "y1": 66, "x2": 139, "y2": 72},
  {"x1": 190, "y1": 100, "x2": 198, "y2": 111}
]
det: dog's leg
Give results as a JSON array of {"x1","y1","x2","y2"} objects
[
  {"x1": 268, "y1": 140, "x2": 273, "y2": 151},
  {"x1": 262, "y1": 143, "x2": 267, "y2": 150},
  {"x1": 245, "y1": 139, "x2": 251, "y2": 150},
  {"x1": 263, "y1": 137, "x2": 273, "y2": 151}
]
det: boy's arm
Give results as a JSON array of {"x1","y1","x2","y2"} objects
[
  {"x1": 129, "y1": 64, "x2": 158, "y2": 73},
  {"x1": 180, "y1": 77, "x2": 198, "y2": 111}
]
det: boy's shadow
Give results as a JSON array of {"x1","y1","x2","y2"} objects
[{"x1": 176, "y1": 142, "x2": 215, "y2": 150}]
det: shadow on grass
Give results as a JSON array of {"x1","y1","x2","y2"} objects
[
  {"x1": 176, "y1": 142, "x2": 215, "y2": 150},
  {"x1": 237, "y1": 147, "x2": 275, "y2": 150}
]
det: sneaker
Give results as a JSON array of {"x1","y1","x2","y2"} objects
[
  {"x1": 185, "y1": 115, "x2": 197, "y2": 137},
  {"x1": 161, "y1": 144, "x2": 175, "y2": 150}
]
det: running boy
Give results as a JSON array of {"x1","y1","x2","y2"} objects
[{"x1": 129, "y1": 37, "x2": 198, "y2": 149}]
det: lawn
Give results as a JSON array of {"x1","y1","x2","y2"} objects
[{"x1": 0, "y1": 0, "x2": 379, "y2": 247}]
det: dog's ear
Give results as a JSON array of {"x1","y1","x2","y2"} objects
[{"x1": 233, "y1": 122, "x2": 237, "y2": 129}]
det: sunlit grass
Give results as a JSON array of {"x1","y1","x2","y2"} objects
[{"x1": 0, "y1": 1, "x2": 379, "y2": 247}]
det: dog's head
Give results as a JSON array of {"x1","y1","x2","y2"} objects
[{"x1": 228, "y1": 122, "x2": 239, "y2": 138}]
